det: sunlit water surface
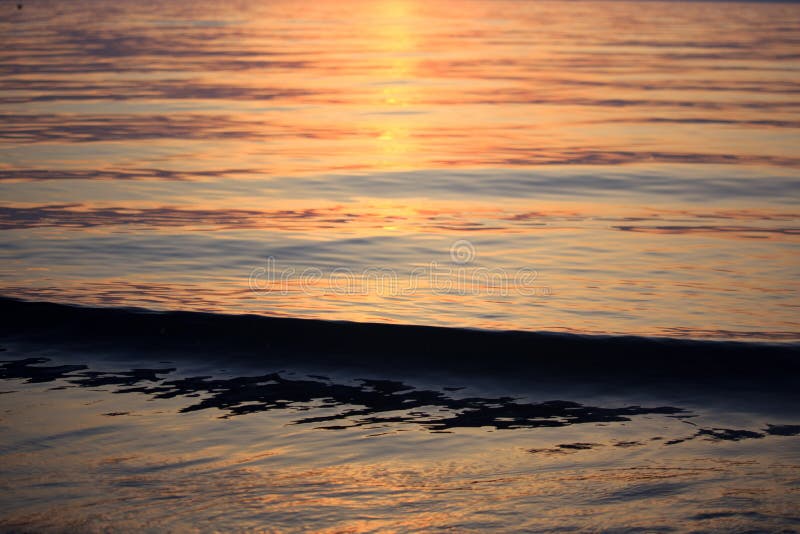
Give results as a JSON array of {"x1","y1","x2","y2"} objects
[{"x1": 1, "y1": 0, "x2": 799, "y2": 340}]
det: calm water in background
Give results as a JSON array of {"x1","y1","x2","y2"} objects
[{"x1": 1, "y1": 0, "x2": 799, "y2": 340}]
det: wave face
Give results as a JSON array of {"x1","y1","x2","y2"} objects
[
  {"x1": 1, "y1": 0, "x2": 799, "y2": 341},
  {"x1": 2, "y1": 298, "x2": 798, "y2": 384}
]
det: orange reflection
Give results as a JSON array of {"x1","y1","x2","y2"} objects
[{"x1": 1, "y1": 0, "x2": 799, "y2": 340}]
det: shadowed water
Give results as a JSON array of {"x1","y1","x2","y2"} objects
[
  {"x1": 1, "y1": 317, "x2": 800, "y2": 531},
  {"x1": 0, "y1": 298, "x2": 798, "y2": 531}
]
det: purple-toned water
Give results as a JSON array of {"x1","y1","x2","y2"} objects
[{"x1": 1, "y1": 1, "x2": 799, "y2": 531}]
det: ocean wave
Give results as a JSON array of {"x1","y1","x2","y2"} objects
[{"x1": 2, "y1": 297, "x2": 797, "y2": 383}]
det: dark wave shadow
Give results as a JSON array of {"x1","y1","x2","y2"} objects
[
  {"x1": 0, "y1": 357, "x2": 685, "y2": 432},
  {"x1": 2, "y1": 356, "x2": 799, "y2": 445},
  {"x1": 1, "y1": 298, "x2": 798, "y2": 388}
]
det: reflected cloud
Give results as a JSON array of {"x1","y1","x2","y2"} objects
[
  {"x1": 0, "y1": 168, "x2": 264, "y2": 182},
  {"x1": 0, "y1": 204, "x2": 354, "y2": 231},
  {"x1": 1, "y1": 202, "x2": 797, "y2": 241},
  {"x1": 615, "y1": 224, "x2": 799, "y2": 237},
  {"x1": 0, "y1": 114, "x2": 353, "y2": 143},
  {"x1": 438, "y1": 151, "x2": 800, "y2": 168},
  {"x1": 592, "y1": 117, "x2": 800, "y2": 129}
]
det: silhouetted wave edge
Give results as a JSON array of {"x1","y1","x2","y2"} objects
[{"x1": 1, "y1": 296, "x2": 798, "y2": 381}]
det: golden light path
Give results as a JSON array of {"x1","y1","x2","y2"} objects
[{"x1": 0, "y1": 0, "x2": 798, "y2": 340}]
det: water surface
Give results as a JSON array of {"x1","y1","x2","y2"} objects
[
  {"x1": 1, "y1": 306, "x2": 799, "y2": 532},
  {"x1": 1, "y1": 0, "x2": 798, "y2": 340},
  {"x1": 2, "y1": 2, "x2": 800, "y2": 530}
]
